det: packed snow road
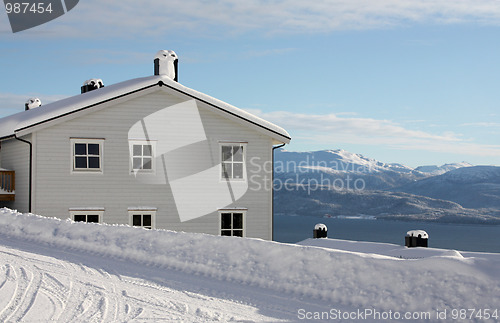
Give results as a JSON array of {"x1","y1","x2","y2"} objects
[{"x1": 0, "y1": 236, "x2": 327, "y2": 322}]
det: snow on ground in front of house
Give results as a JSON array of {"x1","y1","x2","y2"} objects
[
  {"x1": 1, "y1": 208, "x2": 499, "y2": 322},
  {"x1": 297, "y1": 238, "x2": 500, "y2": 261}
]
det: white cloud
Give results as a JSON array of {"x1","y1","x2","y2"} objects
[
  {"x1": 0, "y1": 92, "x2": 68, "y2": 116},
  {"x1": 461, "y1": 122, "x2": 500, "y2": 127},
  {"x1": 9, "y1": 0, "x2": 500, "y2": 38},
  {"x1": 247, "y1": 109, "x2": 500, "y2": 157}
]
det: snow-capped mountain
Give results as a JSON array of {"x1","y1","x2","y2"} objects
[
  {"x1": 394, "y1": 166, "x2": 500, "y2": 209},
  {"x1": 274, "y1": 149, "x2": 500, "y2": 223},
  {"x1": 275, "y1": 149, "x2": 426, "y2": 191},
  {"x1": 275, "y1": 149, "x2": 415, "y2": 174},
  {"x1": 415, "y1": 162, "x2": 473, "y2": 175}
]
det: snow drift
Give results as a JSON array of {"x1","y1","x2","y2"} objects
[{"x1": 1, "y1": 208, "x2": 499, "y2": 320}]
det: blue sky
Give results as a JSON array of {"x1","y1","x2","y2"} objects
[{"x1": 1, "y1": 0, "x2": 500, "y2": 167}]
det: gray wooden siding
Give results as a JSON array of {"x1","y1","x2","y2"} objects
[
  {"x1": 0, "y1": 135, "x2": 31, "y2": 212},
  {"x1": 33, "y1": 89, "x2": 274, "y2": 240}
]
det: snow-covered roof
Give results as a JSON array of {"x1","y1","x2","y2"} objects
[{"x1": 0, "y1": 75, "x2": 291, "y2": 144}]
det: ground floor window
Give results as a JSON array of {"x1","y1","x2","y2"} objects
[
  {"x1": 69, "y1": 209, "x2": 104, "y2": 224},
  {"x1": 128, "y1": 208, "x2": 157, "y2": 229},
  {"x1": 220, "y1": 210, "x2": 246, "y2": 237}
]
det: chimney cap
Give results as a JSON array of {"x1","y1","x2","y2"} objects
[
  {"x1": 154, "y1": 50, "x2": 178, "y2": 81},
  {"x1": 83, "y1": 78, "x2": 104, "y2": 88},
  {"x1": 154, "y1": 50, "x2": 177, "y2": 61},
  {"x1": 81, "y1": 78, "x2": 104, "y2": 94},
  {"x1": 25, "y1": 97, "x2": 42, "y2": 110},
  {"x1": 314, "y1": 223, "x2": 327, "y2": 231}
]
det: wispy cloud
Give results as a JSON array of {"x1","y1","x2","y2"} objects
[
  {"x1": 247, "y1": 109, "x2": 500, "y2": 157},
  {"x1": 7, "y1": 0, "x2": 500, "y2": 38},
  {"x1": 0, "y1": 92, "x2": 68, "y2": 114},
  {"x1": 243, "y1": 48, "x2": 297, "y2": 59},
  {"x1": 461, "y1": 122, "x2": 500, "y2": 127}
]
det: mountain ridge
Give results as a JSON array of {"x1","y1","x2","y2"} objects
[{"x1": 274, "y1": 149, "x2": 500, "y2": 223}]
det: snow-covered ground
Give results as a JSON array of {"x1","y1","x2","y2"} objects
[{"x1": 1, "y1": 208, "x2": 499, "y2": 322}]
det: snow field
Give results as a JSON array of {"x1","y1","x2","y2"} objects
[{"x1": 1, "y1": 208, "x2": 499, "y2": 322}]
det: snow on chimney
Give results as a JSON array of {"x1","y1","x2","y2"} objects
[
  {"x1": 25, "y1": 97, "x2": 41, "y2": 110},
  {"x1": 154, "y1": 50, "x2": 178, "y2": 82},
  {"x1": 81, "y1": 78, "x2": 104, "y2": 94}
]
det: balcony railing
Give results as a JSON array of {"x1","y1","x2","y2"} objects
[{"x1": 0, "y1": 170, "x2": 15, "y2": 201}]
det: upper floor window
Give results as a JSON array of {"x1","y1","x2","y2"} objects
[
  {"x1": 130, "y1": 141, "x2": 155, "y2": 173},
  {"x1": 71, "y1": 138, "x2": 104, "y2": 172},
  {"x1": 221, "y1": 143, "x2": 246, "y2": 180}
]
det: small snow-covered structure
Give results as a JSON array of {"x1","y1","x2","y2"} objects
[
  {"x1": 313, "y1": 223, "x2": 328, "y2": 238},
  {"x1": 0, "y1": 50, "x2": 290, "y2": 241},
  {"x1": 405, "y1": 230, "x2": 428, "y2": 248},
  {"x1": 25, "y1": 98, "x2": 41, "y2": 111},
  {"x1": 154, "y1": 50, "x2": 178, "y2": 81},
  {"x1": 81, "y1": 79, "x2": 104, "y2": 94}
]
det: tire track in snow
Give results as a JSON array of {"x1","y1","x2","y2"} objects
[
  {"x1": 0, "y1": 266, "x2": 42, "y2": 322},
  {"x1": 0, "y1": 237, "x2": 311, "y2": 322},
  {"x1": 39, "y1": 272, "x2": 72, "y2": 320},
  {"x1": 0, "y1": 264, "x2": 16, "y2": 318}
]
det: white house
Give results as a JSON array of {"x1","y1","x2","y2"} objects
[{"x1": 0, "y1": 50, "x2": 290, "y2": 240}]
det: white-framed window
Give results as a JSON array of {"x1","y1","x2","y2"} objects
[
  {"x1": 220, "y1": 143, "x2": 246, "y2": 180},
  {"x1": 69, "y1": 209, "x2": 104, "y2": 224},
  {"x1": 219, "y1": 210, "x2": 246, "y2": 237},
  {"x1": 128, "y1": 208, "x2": 157, "y2": 229},
  {"x1": 71, "y1": 138, "x2": 104, "y2": 172},
  {"x1": 129, "y1": 140, "x2": 156, "y2": 173}
]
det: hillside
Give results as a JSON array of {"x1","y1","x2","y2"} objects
[
  {"x1": 275, "y1": 149, "x2": 425, "y2": 190},
  {"x1": 394, "y1": 166, "x2": 500, "y2": 209},
  {"x1": 274, "y1": 149, "x2": 500, "y2": 223},
  {"x1": 1, "y1": 208, "x2": 499, "y2": 322},
  {"x1": 274, "y1": 185, "x2": 499, "y2": 223}
]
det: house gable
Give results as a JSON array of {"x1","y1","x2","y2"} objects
[{"x1": 29, "y1": 89, "x2": 275, "y2": 239}]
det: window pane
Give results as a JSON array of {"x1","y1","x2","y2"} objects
[
  {"x1": 221, "y1": 213, "x2": 232, "y2": 229},
  {"x1": 88, "y1": 144, "x2": 100, "y2": 156},
  {"x1": 87, "y1": 214, "x2": 99, "y2": 223},
  {"x1": 233, "y1": 146, "x2": 243, "y2": 162},
  {"x1": 142, "y1": 158, "x2": 152, "y2": 170},
  {"x1": 75, "y1": 157, "x2": 87, "y2": 168},
  {"x1": 233, "y1": 163, "x2": 243, "y2": 179},
  {"x1": 222, "y1": 146, "x2": 232, "y2": 161},
  {"x1": 143, "y1": 145, "x2": 152, "y2": 157},
  {"x1": 233, "y1": 230, "x2": 243, "y2": 237},
  {"x1": 133, "y1": 214, "x2": 142, "y2": 226},
  {"x1": 88, "y1": 157, "x2": 100, "y2": 168},
  {"x1": 74, "y1": 214, "x2": 86, "y2": 222},
  {"x1": 133, "y1": 145, "x2": 142, "y2": 156},
  {"x1": 233, "y1": 213, "x2": 243, "y2": 229},
  {"x1": 221, "y1": 230, "x2": 231, "y2": 236},
  {"x1": 75, "y1": 143, "x2": 87, "y2": 155},
  {"x1": 222, "y1": 163, "x2": 232, "y2": 178},
  {"x1": 143, "y1": 214, "x2": 152, "y2": 227},
  {"x1": 133, "y1": 158, "x2": 142, "y2": 170}
]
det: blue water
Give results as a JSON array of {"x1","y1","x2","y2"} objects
[{"x1": 274, "y1": 215, "x2": 500, "y2": 253}]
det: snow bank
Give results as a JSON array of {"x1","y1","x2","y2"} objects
[{"x1": 1, "y1": 208, "x2": 499, "y2": 316}]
